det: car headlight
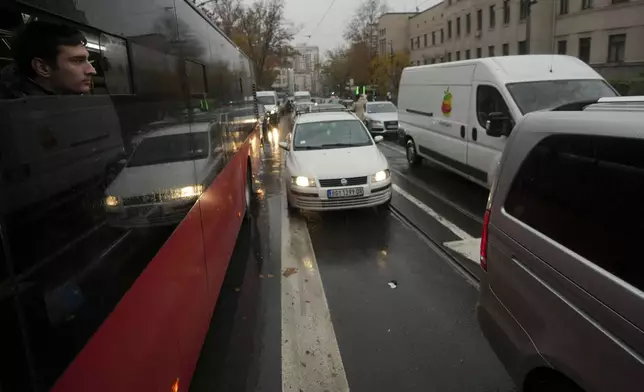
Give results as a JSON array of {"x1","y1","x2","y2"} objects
[
  {"x1": 371, "y1": 170, "x2": 390, "y2": 183},
  {"x1": 170, "y1": 185, "x2": 204, "y2": 199},
  {"x1": 292, "y1": 176, "x2": 316, "y2": 187},
  {"x1": 105, "y1": 195, "x2": 120, "y2": 207}
]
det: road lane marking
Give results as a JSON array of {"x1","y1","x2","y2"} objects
[
  {"x1": 393, "y1": 184, "x2": 473, "y2": 240},
  {"x1": 281, "y1": 199, "x2": 350, "y2": 392},
  {"x1": 392, "y1": 184, "x2": 481, "y2": 264}
]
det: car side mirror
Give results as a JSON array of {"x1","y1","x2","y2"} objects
[
  {"x1": 374, "y1": 135, "x2": 384, "y2": 143},
  {"x1": 485, "y1": 112, "x2": 512, "y2": 137},
  {"x1": 279, "y1": 141, "x2": 289, "y2": 150}
]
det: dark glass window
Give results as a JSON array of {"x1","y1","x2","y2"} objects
[
  {"x1": 557, "y1": 40, "x2": 567, "y2": 54},
  {"x1": 505, "y1": 135, "x2": 644, "y2": 291},
  {"x1": 608, "y1": 34, "x2": 626, "y2": 62},
  {"x1": 579, "y1": 37, "x2": 591, "y2": 63},
  {"x1": 476, "y1": 85, "x2": 512, "y2": 129},
  {"x1": 502, "y1": 43, "x2": 509, "y2": 55},
  {"x1": 503, "y1": 0, "x2": 511, "y2": 24}
]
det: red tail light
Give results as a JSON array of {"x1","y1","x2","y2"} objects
[{"x1": 480, "y1": 209, "x2": 491, "y2": 271}]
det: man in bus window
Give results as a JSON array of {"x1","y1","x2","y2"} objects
[{"x1": 0, "y1": 21, "x2": 96, "y2": 99}]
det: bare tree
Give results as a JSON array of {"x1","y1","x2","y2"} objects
[
  {"x1": 234, "y1": 0, "x2": 295, "y2": 88},
  {"x1": 343, "y1": 0, "x2": 389, "y2": 50},
  {"x1": 202, "y1": 0, "x2": 243, "y2": 37}
]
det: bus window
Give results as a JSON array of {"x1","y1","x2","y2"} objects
[{"x1": 99, "y1": 33, "x2": 131, "y2": 94}]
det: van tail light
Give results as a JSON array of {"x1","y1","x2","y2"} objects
[{"x1": 480, "y1": 209, "x2": 491, "y2": 271}]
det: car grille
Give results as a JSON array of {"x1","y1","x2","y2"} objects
[
  {"x1": 318, "y1": 176, "x2": 367, "y2": 187},
  {"x1": 123, "y1": 193, "x2": 165, "y2": 206},
  {"x1": 384, "y1": 121, "x2": 398, "y2": 129}
]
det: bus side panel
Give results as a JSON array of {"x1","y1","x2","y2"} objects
[{"x1": 51, "y1": 203, "x2": 209, "y2": 392}]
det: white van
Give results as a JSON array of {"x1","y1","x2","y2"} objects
[
  {"x1": 398, "y1": 55, "x2": 617, "y2": 188},
  {"x1": 294, "y1": 91, "x2": 312, "y2": 103},
  {"x1": 256, "y1": 90, "x2": 279, "y2": 114}
]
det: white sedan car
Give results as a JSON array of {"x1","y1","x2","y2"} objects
[{"x1": 279, "y1": 111, "x2": 392, "y2": 211}]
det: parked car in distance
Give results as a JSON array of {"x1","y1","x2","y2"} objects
[
  {"x1": 477, "y1": 97, "x2": 644, "y2": 392},
  {"x1": 398, "y1": 55, "x2": 617, "y2": 189},
  {"x1": 364, "y1": 101, "x2": 399, "y2": 138},
  {"x1": 279, "y1": 111, "x2": 391, "y2": 211}
]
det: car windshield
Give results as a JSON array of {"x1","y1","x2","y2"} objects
[
  {"x1": 127, "y1": 132, "x2": 209, "y2": 167},
  {"x1": 230, "y1": 107, "x2": 255, "y2": 117},
  {"x1": 367, "y1": 102, "x2": 397, "y2": 113},
  {"x1": 295, "y1": 95, "x2": 310, "y2": 102},
  {"x1": 506, "y1": 79, "x2": 617, "y2": 114},
  {"x1": 257, "y1": 96, "x2": 276, "y2": 105},
  {"x1": 293, "y1": 120, "x2": 373, "y2": 150}
]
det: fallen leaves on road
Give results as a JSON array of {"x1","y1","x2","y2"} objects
[{"x1": 282, "y1": 267, "x2": 298, "y2": 277}]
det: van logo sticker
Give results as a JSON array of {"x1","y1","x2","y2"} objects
[{"x1": 441, "y1": 87, "x2": 452, "y2": 117}]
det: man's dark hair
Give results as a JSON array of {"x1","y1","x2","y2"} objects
[{"x1": 12, "y1": 21, "x2": 87, "y2": 78}]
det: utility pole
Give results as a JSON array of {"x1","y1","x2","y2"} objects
[
  {"x1": 524, "y1": 0, "x2": 538, "y2": 54},
  {"x1": 389, "y1": 40, "x2": 395, "y2": 94}
]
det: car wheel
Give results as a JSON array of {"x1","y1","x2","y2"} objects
[{"x1": 406, "y1": 139, "x2": 422, "y2": 167}]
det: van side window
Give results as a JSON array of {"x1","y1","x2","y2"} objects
[
  {"x1": 476, "y1": 85, "x2": 511, "y2": 128},
  {"x1": 504, "y1": 135, "x2": 644, "y2": 291}
]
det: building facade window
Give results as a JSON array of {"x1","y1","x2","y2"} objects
[
  {"x1": 579, "y1": 37, "x2": 591, "y2": 62},
  {"x1": 465, "y1": 49, "x2": 471, "y2": 59},
  {"x1": 582, "y1": 0, "x2": 593, "y2": 9},
  {"x1": 441, "y1": 28, "x2": 444, "y2": 43},
  {"x1": 489, "y1": 5, "x2": 495, "y2": 28},
  {"x1": 432, "y1": 31, "x2": 436, "y2": 45},
  {"x1": 448, "y1": 20, "x2": 452, "y2": 38},
  {"x1": 456, "y1": 51, "x2": 460, "y2": 60},
  {"x1": 503, "y1": 0, "x2": 510, "y2": 24},
  {"x1": 410, "y1": 38, "x2": 414, "y2": 50},
  {"x1": 476, "y1": 47, "x2": 482, "y2": 58},
  {"x1": 456, "y1": 17, "x2": 461, "y2": 36},
  {"x1": 466, "y1": 13, "x2": 471, "y2": 34},
  {"x1": 520, "y1": 0, "x2": 528, "y2": 20},
  {"x1": 557, "y1": 39, "x2": 567, "y2": 54},
  {"x1": 560, "y1": 0, "x2": 569, "y2": 14},
  {"x1": 503, "y1": 43, "x2": 509, "y2": 55},
  {"x1": 416, "y1": 36, "x2": 420, "y2": 49},
  {"x1": 489, "y1": 45, "x2": 495, "y2": 56},
  {"x1": 607, "y1": 34, "x2": 626, "y2": 62},
  {"x1": 424, "y1": 34, "x2": 428, "y2": 47},
  {"x1": 477, "y1": 9, "x2": 483, "y2": 30},
  {"x1": 448, "y1": 52, "x2": 452, "y2": 61},
  {"x1": 518, "y1": 40, "x2": 527, "y2": 54}
]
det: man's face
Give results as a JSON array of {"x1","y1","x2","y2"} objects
[{"x1": 50, "y1": 44, "x2": 96, "y2": 94}]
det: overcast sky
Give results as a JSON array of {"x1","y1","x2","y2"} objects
[{"x1": 244, "y1": 0, "x2": 441, "y2": 56}]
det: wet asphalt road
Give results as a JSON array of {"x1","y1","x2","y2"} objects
[{"x1": 190, "y1": 120, "x2": 516, "y2": 392}]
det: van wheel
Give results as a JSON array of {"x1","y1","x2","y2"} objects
[{"x1": 406, "y1": 139, "x2": 422, "y2": 166}]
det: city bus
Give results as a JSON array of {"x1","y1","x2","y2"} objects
[{"x1": 0, "y1": 1, "x2": 261, "y2": 391}]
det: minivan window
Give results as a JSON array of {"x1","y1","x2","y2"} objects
[
  {"x1": 504, "y1": 135, "x2": 644, "y2": 291},
  {"x1": 476, "y1": 85, "x2": 512, "y2": 127},
  {"x1": 507, "y1": 79, "x2": 616, "y2": 114},
  {"x1": 257, "y1": 95, "x2": 276, "y2": 105}
]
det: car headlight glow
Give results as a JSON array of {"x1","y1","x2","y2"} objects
[
  {"x1": 292, "y1": 176, "x2": 315, "y2": 187},
  {"x1": 372, "y1": 170, "x2": 390, "y2": 183},
  {"x1": 105, "y1": 195, "x2": 120, "y2": 207},
  {"x1": 170, "y1": 185, "x2": 204, "y2": 199}
]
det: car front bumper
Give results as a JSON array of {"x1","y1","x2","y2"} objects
[{"x1": 287, "y1": 180, "x2": 392, "y2": 211}]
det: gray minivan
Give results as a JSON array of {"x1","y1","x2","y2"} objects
[{"x1": 477, "y1": 97, "x2": 644, "y2": 392}]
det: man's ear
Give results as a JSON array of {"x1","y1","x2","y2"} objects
[{"x1": 31, "y1": 57, "x2": 53, "y2": 79}]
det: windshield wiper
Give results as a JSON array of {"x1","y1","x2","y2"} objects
[
  {"x1": 320, "y1": 143, "x2": 365, "y2": 148},
  {"x1": 295, "y1": 146, "x2": 324, "y2": 150}
]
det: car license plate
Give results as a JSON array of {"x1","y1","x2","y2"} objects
[
  {"x1": 327, "y1": 187, "x2": 364, "y2": 198},
  {"x1": 386, "y1": 124, "x2": 397, "y2": 129}
]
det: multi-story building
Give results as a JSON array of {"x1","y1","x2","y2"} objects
[
  {"x1": 272, "y1": 67, "x2": 294, "y2": 93},
  {"x1": 383, "y1": 0, "x2": 644, "y2": 80},
  {"x1": 377, "y1": 12, "x2": 417, "y2": 55},
  {"x1": 293, "y1": 44, "x2": 320, "y2": 93}
]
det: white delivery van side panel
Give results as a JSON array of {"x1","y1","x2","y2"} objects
[{"x1": 399, "y1": 64, "x2": 475, "y2": 177}]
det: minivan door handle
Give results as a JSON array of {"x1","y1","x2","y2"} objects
[
  {"x1": 460, "y1": 125, "x2": 465, "y2": 138},
  {"x1": 472, "y1": 127, "x2": 478, "y2": 141}
]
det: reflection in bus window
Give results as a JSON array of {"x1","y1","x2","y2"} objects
[
  {"x1": 99, "y1": 33, "x2": 131, "y2": 94},
  {"x1": 127, "y1": 131, "x2": 209, "y2": 167}
]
